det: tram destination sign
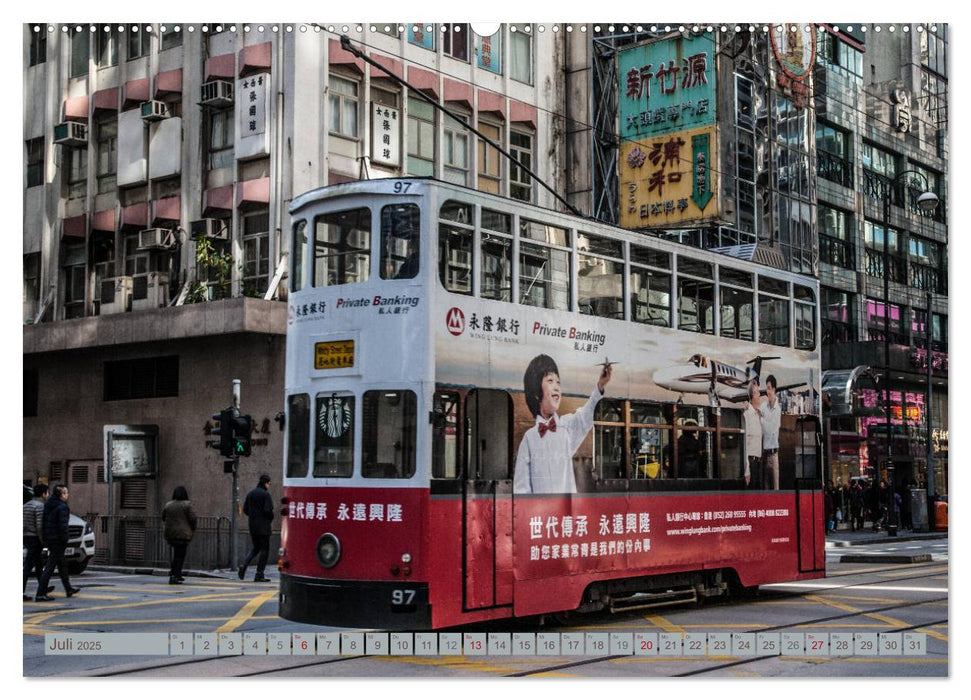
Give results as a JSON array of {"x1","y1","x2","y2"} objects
[{"x1": 315, "y1": 340, "x2": 355, "y2": 370}]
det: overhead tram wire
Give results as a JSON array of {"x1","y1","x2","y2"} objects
[{"x1": 338, "y1": 34, "x2": 586, "y2": 220}]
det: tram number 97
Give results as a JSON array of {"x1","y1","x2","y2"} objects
[
  {"x1": 391, "y1": 589, "x2": 416, "y2": 607},
  {"x1": 392, "y1": 181, "x2": 413, "y2": 194}
]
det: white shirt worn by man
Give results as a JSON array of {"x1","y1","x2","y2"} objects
[
  {"x1": 514, "y1": 386, "x2": 603, "y2": 494},
  {"x1": 760, "y1": 399, "x2": 781, "y2": 450},
  {"x1": 743, "y1": 403, "x2": 762, "y2": 477}
]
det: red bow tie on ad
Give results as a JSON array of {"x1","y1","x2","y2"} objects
[{"x1": 539, "y1": 418, "x2": 557, "y2": 437}]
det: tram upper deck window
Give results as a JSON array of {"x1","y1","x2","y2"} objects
[
  {"x1": 314, "y1": 208, "x2": 371, "y2": 287},
  {"x1": 362, "y1": 390, "x2": 417, "y2": 479},
  {"x1": 794, "y1": 284, "x2": 817, "y2": 350},
  {"x1": 630, "y1": 246, "x2": 671, "y2": 327},
  {"x1": 578, "y1": 233, "x2": 624, "y2": 319},
  {"x1": 759, "y1": 276, "x2": 790, "y2": 347},
  {"x1": 720, "y1": 268, "x2": 754, "y2": 341},
  {"x1": 678, "y1": 258, "x2": 715, "y2": 335},
  {"x1": 481, "y1": 209, "x2": 512, "y2": 302},
  {"x1": 314, "y1": 393, "x2": 355, "y2": 477},
  {"x1": 439, "y1": 200, "x2": 473, "y2": 295},
  {"x1": 519, "y1": 219, "x2": 570, "y2": 311},
  {"x1": 381, "y1": 203, "x2": 421, "y2": 280},
  {"x1": 291, "y1": 220, "x2": 307, "y2": 293},
  {"x1": 285, "y1": 394, "x2": 310, "y2": 478}
]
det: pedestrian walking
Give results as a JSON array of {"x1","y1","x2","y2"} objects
[
  {"x1": 23, "y1": 483, "x2": 52, "y2": 601},
  {"x1": 162, "y1": 486, "x2": 198, "y2": 585},
  {"x1": 35, "y1": 485, "x2": 80, "y2": 601},
  {"x1": 850, "y1": 480, "x2": 865, "y2": 531},
  {"x1": 239, "y1": 474, "x2": 274, "y2": 582}
]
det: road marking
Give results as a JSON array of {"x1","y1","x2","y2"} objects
[
  {"x1": 215, "y1": 590, "x2": 277, "y2": 633},
  {"x1": 643, "y1": 614, "x2": 686, "y2": 635},
  {"x1": 765, "y1": 582, "x2": 947, "y2": 593}
]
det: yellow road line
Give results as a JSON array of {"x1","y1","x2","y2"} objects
[
  {"x1": 643, "y1": 614, "x2": 685, "y2": 635},
  {"x1": 215, "y1": 590, "x2": 277, "y2": 633}
]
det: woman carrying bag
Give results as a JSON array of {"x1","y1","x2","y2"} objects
[{"x1": 162, "y1": 486, "x2": 198, "y2": 584}]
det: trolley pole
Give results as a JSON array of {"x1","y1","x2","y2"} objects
[{"x1": 231, "y1": 379, "x2": 241, "y2": 570}]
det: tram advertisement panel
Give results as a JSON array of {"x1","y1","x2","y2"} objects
[{"x1": 436, "y1": 297, "x2": 819, "y2": 581}]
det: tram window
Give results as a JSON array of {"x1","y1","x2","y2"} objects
[
  {"x1": 719, "y1": 408, "x2": 744, "y2": 480},
  {"x1": 519, "y1": 242, "x2": 570, "y2": 310},
  {"x1": 675, "y1": 407, "x2": 714, "y2": 479},
  {"x1": 432, "y1": 391, "x2": 460, "y2": 479},
  {"x1": 313, "y1": 393, "x2": 355, "y2": 478},
  {"x1": 630, "y1": 246, "x2": 670, "y2": 270},
  {"x1": 578, "y1": 232, "x2": 623, "y2": 259},
  {"x1": 794, "y1": 300, "x2": 816, "y2": 350},
  {"x1": 720, "y1": 286, "x2": 754, "y2": 341},
  {"x1": 678, "y1": 278, "x2": 715, "y2": 334},
  {"x1": 362, "y1": 390, "x2": 417, "y2": 479},
  {"x1": 482, "y1": 231, "x2": 512, "y2": 302},
  {"x1": 759, "y1": 276, "x2": 789, "y2": 296},
  {"x1": 439, "y1": 200, "x2": 473, "y2": 295},
  {"x1": 759, "y1": 294, "x2": 790, "y2": 347},
  {"x1": 630, "y1": 268, "x2": 671, "y2": 327},
  {"x1": 481, "y1": 208, "x2": 511, "y2": 234},
  {"x1": 285, "y1": 394, "x2": 311, "y2": 478},
  {"x1": 593, "y1": 399, "x2": 625, "y2": 481},
  {"x1": 719, "y1": 267, "x2": 752, "y2": 288},
  {"x1": 291, "y1": 220, "x2": 307, "y2": 292},
  {"x1": 677, "y1": 257, "x2": 713, "y2": 279},
  {"x1": 466, "y1": 389, "x2": 512, "y2": 481},
  {"x1": 520, "y1": 219, "x2": 568, "y2": 247},
  {"x1": 313, "y1": 208, "x2": 371, "y2": 287},
  {"x1": 381, "y1": 203, "x2": 421, "y2": 280},
  {"x1": 579, "y1": 256, "x2": 624, "y2": 319}
]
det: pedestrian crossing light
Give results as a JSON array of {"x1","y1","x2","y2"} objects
[
  {"x1": 232, "y1": 413, "x2": 254, "y2": 457},
  {"x1": 211, "y1": 407, "x2": 235, "y2": 458}
]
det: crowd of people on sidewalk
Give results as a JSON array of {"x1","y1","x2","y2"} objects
[{"x1": 823, "y1": 477, "x2": 918, "y2": 534}]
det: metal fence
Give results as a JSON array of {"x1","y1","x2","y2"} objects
[{"x1": 86, "y1": 514, "x2": 280, "y2": 572}]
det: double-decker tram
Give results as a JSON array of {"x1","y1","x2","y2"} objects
[{"x1": 278, "y1": 178, "x2": 825, "y2": 630}]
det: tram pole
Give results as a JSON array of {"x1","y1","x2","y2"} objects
[{"x1": 231, "y1": 379, "x2": 241, "y2": 570}]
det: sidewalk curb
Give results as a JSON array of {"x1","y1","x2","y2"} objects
[
  {"x1": 827, "y1": 532, "x2": 948, "y2": 548},
  {"x1": 85, "y1": 565, "x2": 239, "y2": 580}
]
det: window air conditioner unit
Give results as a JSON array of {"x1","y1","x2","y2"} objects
[
  {"x1": 190, "y1": 218, "x2": 229, "y2": 240},
  {"x1": 140, "y1": 100, "x2": 170, "y2": 122},
  {"x1": 131, "y1": 272, "x2": 170, "y2": 311},
  {"x1": 99, "y1": 276, "x2": 133, "y2": 315},
  {"x1": 53, "y1": 121, "x2": 88, "y2": 147},
  {"x1": 137, "y1": 228, "x2": 176, "y2": 251},
  {"x1": 201, "y1": 80, "x2": 234, "y2": 108}
]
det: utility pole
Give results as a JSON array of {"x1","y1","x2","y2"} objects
[{"x1": 231, "y1": 379, "x2": 241, "y2": 570}]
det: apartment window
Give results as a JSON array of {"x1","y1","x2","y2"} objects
[
  {"x1": 475, "y1": 31, "x2": 501, "y2": 74},
  {"x1": 24, "y1": 253, "x2": 41, "y2": 319},
  {"x1": 821, "y1": 287, "x2": 856, "y2": 344},
  {"x1": 509, "y1": 131, "x2": 533, "y2": 202},
  {"x1": 28, "y1": 25, "x2": 46, "y2": 66},
  {"x1": 208, "y1": 109, "x2": 234, "y2": 170},
  {"x1": 443, "y1": 24, "x2": 469, "y2": 61},
  {"x1": 509, "y1": 25, "x2": 533, "y2": 84},
  {"x1": 477, "y1": 121, "x2": 502, "y2": 194},
  {"x1": 62, "y1": 243, "x2": 86, "y2": 320},
  {"x1": 443, "y1": 115, "x2": 469, "y2": 186},
  {"x1": 160, "y1": 25, "x2": 182, "y2": 50},
  {"x1": 104, "y1": 356, "x2": 180, "y2": 401},
  {"x1": 127, "y1": 24, "x2": 151, "y2": 60},
  {"x1": 24, "y1": 368, "x2": 39, "y2": 418},
  {"x1": 816, "y1": 121, "x2": 853, "y2": 188},
  {"x1": 96, "y1": 25, "x2": 119, "y2": 67},
  {"x1": 407, "y1": 25, "x2": 436, "y2": 50},
  {"x1": 67, "y1": 147, "x2": 87, "y2": 200},
  {"x1": 200, "y1": 236, "x2": 232, "y2": 300},
  {"x1": 70, "y1": 28, "x2": 89, "y2": 77},
  {"x1": 920, "y1": 25, "x2": 947, "y2": 76},
  {"x1": 865, "y1": 298, "x2": 904, "y2": 345},
  {"x1": 96, "y1": 119, "x2": 118, "y2": 194},
  {"x1": 407, "y1": 96, "x2": 435, "y2": 176},
  {"x1": 241, "y1": 211, "x2": 270, "y2": 297},
  {"x1": 26, "y1": 138, "x2": 44, "y2": 188},
  {"x1": 815, "y1": 29, "x2": 863, "y2": 82},
  {"x1": 329, "y1": 74, "x2": 359, "y2": 139},
  {"x1": 818, "y1": 205, "x2": 854, "y2": 270}
]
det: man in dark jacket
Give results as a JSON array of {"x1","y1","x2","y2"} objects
[
  {"x1": 24, "y1": 483, "x2": 51, "y2": 600},
  {"x1": 239, "y1": 474, "x2": 274, "y2": 582},
  {"x1": 35, "y1": 485, "x2": 80, "y2": 601}
]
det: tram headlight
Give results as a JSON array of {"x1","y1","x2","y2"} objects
[{"x1": 316, "y1": 533, "x2": 341, "y2": 569}]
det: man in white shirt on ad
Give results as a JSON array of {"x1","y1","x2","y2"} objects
[
  {"x1": 760, "y1": 374, "x2": 782, "y2": 490},
  {"x1": 743, "y1": 381, "x2": 763, "y2": 488}
]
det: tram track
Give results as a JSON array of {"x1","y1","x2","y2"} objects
[{"x1": 85, "y1": 564, "x2": 947, "y2": 678}]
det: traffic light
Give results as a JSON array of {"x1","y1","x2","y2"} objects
[
  {"x1": 211, "y1": 407, "x2": 235, "y2": 458},
  {"x1": 232, "y1": 413, "x2": 254, "y2": 457}
]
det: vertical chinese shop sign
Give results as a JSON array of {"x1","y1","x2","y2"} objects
[{"x1": 617, "y1": 34, "x2": 718, "y2": 228}]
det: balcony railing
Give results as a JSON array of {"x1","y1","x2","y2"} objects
[
  {"x1": 819, "y1": 233, "x2": 855, "y2": 270},
  {"x1": 863, "y1": 169, "x2": 947, "y2": 224},
  {"x1": 864, "y1": 247, "x2": 907, "y2": 283},
  {"x1": 817, "y1": 151, "x2": 854, "y2": 188},
  {"x1": 909, "y1": 261, "x2": 947, "y2": 295}
]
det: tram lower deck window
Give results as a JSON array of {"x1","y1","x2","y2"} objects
[
  {"x1": 314, "y1": 394, "x2": 355, "y2": 477},
  {"x1": 362, "y1": 390, "x2": 417, "y2": 478}
]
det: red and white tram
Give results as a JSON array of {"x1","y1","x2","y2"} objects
[{"x1": 278, "y1": 178, "x2": 825, "y2": 630}]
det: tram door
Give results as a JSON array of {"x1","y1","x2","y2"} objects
[
  {"x1": 463, "y1": 390, "x2": 514, "y2": 610},
  {"x1": 792, "y1": 416, "x2": 826, "y2": 572}
]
